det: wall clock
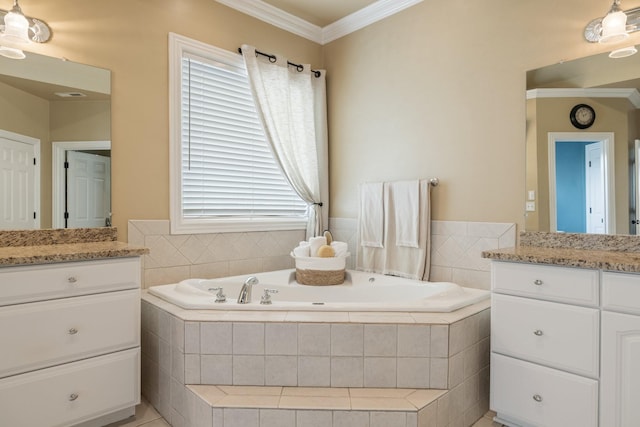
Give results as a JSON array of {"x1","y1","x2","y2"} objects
[{"x1": 569, "y1": 104, "x2": 596, "y2": 129}]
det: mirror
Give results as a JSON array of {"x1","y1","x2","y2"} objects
[
  {"x1": 0, "y1": 51, "x2": 111, "y2": 230},
  {"x1": 525, "y1": 51, "x2": 640, "y2": 235}
]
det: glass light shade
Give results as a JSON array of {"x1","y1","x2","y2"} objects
[
  {"x1": 600, "y1": 10, "x2": 630, "y2": 43},
  {"x1": 1, "y1": 8, "x2": 30, "y2": 44},
  {"x1": 609, "y1": 45, "x2": 638, "y2": 58},
  {"x1": 0, "y1": 45, "x2": 25, "y2": 59}
]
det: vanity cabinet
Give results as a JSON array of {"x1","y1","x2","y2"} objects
[
  {"x1": 0, "y1": 257, "x2": 141, "y2": 427},
  {"x1": 600, "y1": 272, "x2": 640, "y2": 427},
  {"x1": 491, "y1": 261, "x2": 600, "y2": 427}
]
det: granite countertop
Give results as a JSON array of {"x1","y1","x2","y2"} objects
[
  {"x1": 482, "y1": 246, "x2": 640, "y2": 273},
  {"x1": 0, "y1": 241, "x2": 149, "y2": 267}
]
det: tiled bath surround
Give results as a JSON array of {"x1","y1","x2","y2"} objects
[
  {"x1": 141, "y1": 295, "x2": 490, "y2": 427},
  {"x1": 128, "y1": 219, "x2": 515, "y2": 289}
]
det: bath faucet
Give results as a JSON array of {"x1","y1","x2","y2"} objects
[{"x1": 237, "y1": 276, "x2": 259, "y2": 304}]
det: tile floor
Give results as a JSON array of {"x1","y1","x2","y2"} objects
[{"x1": 106, "y1": 399, "x2": 503, "y2": 427}]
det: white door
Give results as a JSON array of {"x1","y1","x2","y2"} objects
[
  {"x1": 66, "y1": 151, "x2": 111, "y2": 228},
  {"x1": 585, "y1": 142, "x2": 605, "y2": 234},
  {"x1": 0, "y1": 136, "x2": 38, "y2": 229},
  {"x1": 601, "y1": 311, "x2": 640, "y2": 427}
]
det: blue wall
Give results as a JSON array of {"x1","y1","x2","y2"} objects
[{"x1": 555, "y1": 142, "x2": 594, "y2": 233}]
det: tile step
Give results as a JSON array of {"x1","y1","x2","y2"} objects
[{"x1": 185, "y1": 385, "x2": 446, "y2": 427}]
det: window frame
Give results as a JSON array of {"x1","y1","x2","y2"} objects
[{"x1": 169, "y1": 33, "x2": 307, "y2": 234}]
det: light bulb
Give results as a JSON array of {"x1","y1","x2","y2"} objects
[
  {"x1": 600, "y1": 1, "x2": 629, "y2": 43},
  {"x1": 1, "y1": 1, "x2": 30, "y2": 44}
]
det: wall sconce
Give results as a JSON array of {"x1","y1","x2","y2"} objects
[
  {"x1": 584, "y1": 0, "x2": 640, "y2": 43},
  {"x1": 0, "y1": 0, "x2": 51, "y2": 59}
]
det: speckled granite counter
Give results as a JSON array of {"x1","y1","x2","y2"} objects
[
  {"x1": 0, "y1": 228, "x2": 148, "y2": 267},
  {"x1": 482, "y1": 231, "x2": 640, "y2": 273}
]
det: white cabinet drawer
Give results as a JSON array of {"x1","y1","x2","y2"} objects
[
  {"x1": 491, "y1": 294, "x2": 599, "y2": 377},
  {"x1": 0, "y1": 257, "x2": 141, "y2": 306},
  {"x1": 491, "y1": 353, "x2": 598, "y2": 427},
  {"x1": 602, "y1": 272, "x2": 640, "y2": 315},
  {"x1": 492, "y1": 261, "x2": 599, "y2": 306},
  {"x1": 0, "y1": 348, "x2": 139, "y2": 427},
  {"x1": 0, "y1": 289, "x2": 140, "y2": 378}
]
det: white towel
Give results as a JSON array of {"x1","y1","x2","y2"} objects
[
  {"x1": 390, "y1": 180, "x2": 419, "y2": 248},
  {"x1": 359, "y1": 182, "x2": 384, "y2": 247},
  {"x1": 293, "y1": 242, "x2": 310, "y2": 257},
  {"x1": 330, "y1": 241, "x2": 349, "y2": 257},
  {"x1": 309, "y1": 236, "x2": 327, "y2": 257}
]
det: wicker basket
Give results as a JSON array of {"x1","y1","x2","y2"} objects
[{"x1": 291, "y1": 253, "x2": 350, "y2": 286}]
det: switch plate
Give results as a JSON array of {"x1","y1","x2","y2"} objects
[
  {"x1": 526, "y1": 201, "x2": 536, "y2": 212},
  {"x1": 528, "y1": 190, "x2": 535, "y2": 201}
]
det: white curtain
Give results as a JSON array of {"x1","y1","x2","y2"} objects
[{"x1": 241, "y1": 44, "x2": 329, "y2": 239}]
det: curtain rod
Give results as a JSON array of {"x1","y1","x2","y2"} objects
[{"x1": 238, "y1": 47, "x2": 321, "y2": 78}]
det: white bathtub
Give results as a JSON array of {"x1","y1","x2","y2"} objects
[{"x1": 148, "y1": 269, "x2": 489, "y2": 312}]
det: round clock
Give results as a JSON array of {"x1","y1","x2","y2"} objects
[{"x1": 570, "y1": 104, "x2": 596, "y2": 129}]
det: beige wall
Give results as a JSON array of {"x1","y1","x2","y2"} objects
[
  {"x1": 50, "y1": 101, "x2": 110, "y2": 142},
  {"x1": 18, "y1": 0, "x2": 640, "y2": 241},
  {"x1": 527, "y1": 97, "x2": 636, "y2": 233}
]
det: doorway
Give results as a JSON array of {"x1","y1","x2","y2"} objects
[
  {"x1": 52, "y1": 141, "x2": 111, "y2": 228},
  {"x1": 548, "y1": 132, "x2": 615, "y2": 234},
  {"x1": 0, "y1": 129, "x2": 40, "y2": 229}
]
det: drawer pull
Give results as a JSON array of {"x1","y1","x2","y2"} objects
[
  {"x1": 533, "y1": 394, "x2": 543, "y2": 402},
  {"x1": 67, "y1": 276, "x2": 78, "y2": 284},
  {"x1": 533, "y1": 329, "x2": 544, "y2": 336},
  {"x1": 69, "y1": 393, "x2": 79, "y2": 401},
  {"x1": 68, "y1": 328, "x2": 78, "y2": 335},
  {"x1": 533, "y1": 279, "x2": 543, "y2": 286}
]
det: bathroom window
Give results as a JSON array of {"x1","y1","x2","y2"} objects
[{"x1": 169, "y1": 34, "x2": 307, "y2": 234}]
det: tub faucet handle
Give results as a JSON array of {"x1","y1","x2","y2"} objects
[
  {"x1": 208, "y1": 287, "x2": 227, "y2": 303},
  {"x1": 260, "y1": 288, "x2": 278, "y2": 305}
]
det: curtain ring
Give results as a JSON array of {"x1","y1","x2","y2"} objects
[
  {"x1": 269, "y1": 55, "x2": 277, "y2": 63},
  {"x1": 296, "y1": 64, "x2": 304, "y2": 72}
]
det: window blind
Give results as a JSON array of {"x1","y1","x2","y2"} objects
[{"x1": 181, "y1": 55, "x2": 307, "y2": 218}]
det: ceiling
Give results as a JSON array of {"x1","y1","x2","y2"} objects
[{"x1": 261, "y1": 0, "x2": 379, "y2": 27}]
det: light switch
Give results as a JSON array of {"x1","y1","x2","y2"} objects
[
  {"x1": 528, "y1": 190, "x2": 535, "y2": 201},
  {"x1": 526, "y1": 201, "x2": 535, "y2": 212}
]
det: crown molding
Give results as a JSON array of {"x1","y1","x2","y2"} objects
[
  {"x1": 527, "y1": 88, "x2": 640, "y2": 108},
  {"x1": 216, "y1": 0, "x2": 424, "y2": 45},
  {"x1": 322, "y1": 0, "x2": 423, "y2": 44},
  {"x1": 216, "y1": 0, "x2": 323, "y2": 44}
]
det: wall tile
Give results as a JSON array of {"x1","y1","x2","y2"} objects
[
  {"x1": 371, "y1": 411, "x2": 407, "y2": 427},
  {"x1": 418, "y1": 402, "x2": 437, "y2": 427},
  {"x1": 364, "y1": 325, "x2": 397, "y2": 357},
  {"x1": 298, "y1": 356, "x2": 330, "y2": 387},
  {"x1": 331, "y1": 356, "x2": 364, "y2": 387},
  {"x1": 364, "y1": 357, "x2": 397, "y2": 387},
  {"x1": 224, "y1": 408, "x2": 259, "y2": 427},
  {"x1": 260, "y1": 409, "x2": 296, "y2": 427},
  {"x1": 200, "y1": 355, "x2": 232, "y2": 385},
  {"x1": 296, "y1": 410, "x2": 333, "y2": 427},
  {"x1": 331, "y1": 324, "x2": 363, "y2": 356},
  {"x1": 430, "y1": 358, "x2": 449, "y2": 389},
  {"x1": 171, "y1": 316, "x2": 185, "y2": 352},
  {"x1": 265, "y1": 356, "x2": 298, "y2": 386},
  {"x1": 334, "y1": 410, "x2": 369, "y2": 427},
  {"x1": 398, "y1": 325, "x2": 430, "y2": 357},
  {"x1": 232, "y1": 355, "x2": 265, "y2": 385},
  {"x1": 185, "y1": 322, "x2": 201, "y2": 354},
  {"x1": 448, "y1": 351, "x2": 464, "y2": 389},
  {"x1": 185, "y1": 354, "x2": 201, "y2": 384},
  {"x1": 396, "y1": 357, "x2": 430, "y2": 388},
  {"x1": 265, "y1": 323, "x2": 298, "y2": 355},
  {"x1": 200, "y1": 323, "x2": 232, "y2": 355},
  {"x1": 232, "y1": 323, "x2": 265, "y2": 355},
  {"x1": 430, "y1": 325, "x2": 449, "y2": 358},
  {"x1": 298, "y1": 324, "x2": 330, "y2": 356}
]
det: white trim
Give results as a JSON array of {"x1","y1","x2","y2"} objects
[
  {"x1": 215, "y1": 0, "x2": 424, "y2": 44},
  {"x1": 215, "y1": 0, "x2": 322, "y2": 44},
  {"x1": 0, "y1": 129, "x2": 40, "y2": 229},
  {"x1": 548, "y1": 132, "x2": 615, "y2": 234},
  {"x1": 322, "y1": 0, "x2": 424, "y2": 44},
  {"x1": 527, "y1": 88, "x2": 640, "y2": 108},
  {"x1": 52, "y1": 140, "x2": 110, "y2": 228}
]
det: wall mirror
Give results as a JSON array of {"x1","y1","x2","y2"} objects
[
  {"x1": 525, "y1": 51, "x2": 640, "y2": 235},
  {"x1": 0, "y1": 51, "x2": 111, "y2": 230}
]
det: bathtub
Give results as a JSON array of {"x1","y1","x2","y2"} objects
[{"x1": 148, "y1": 269, "x2": 489, "y2": 312}]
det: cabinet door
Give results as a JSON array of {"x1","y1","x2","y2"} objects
[{"x1": 601, "y1": 311, "x2": 640, "y2": 427}]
